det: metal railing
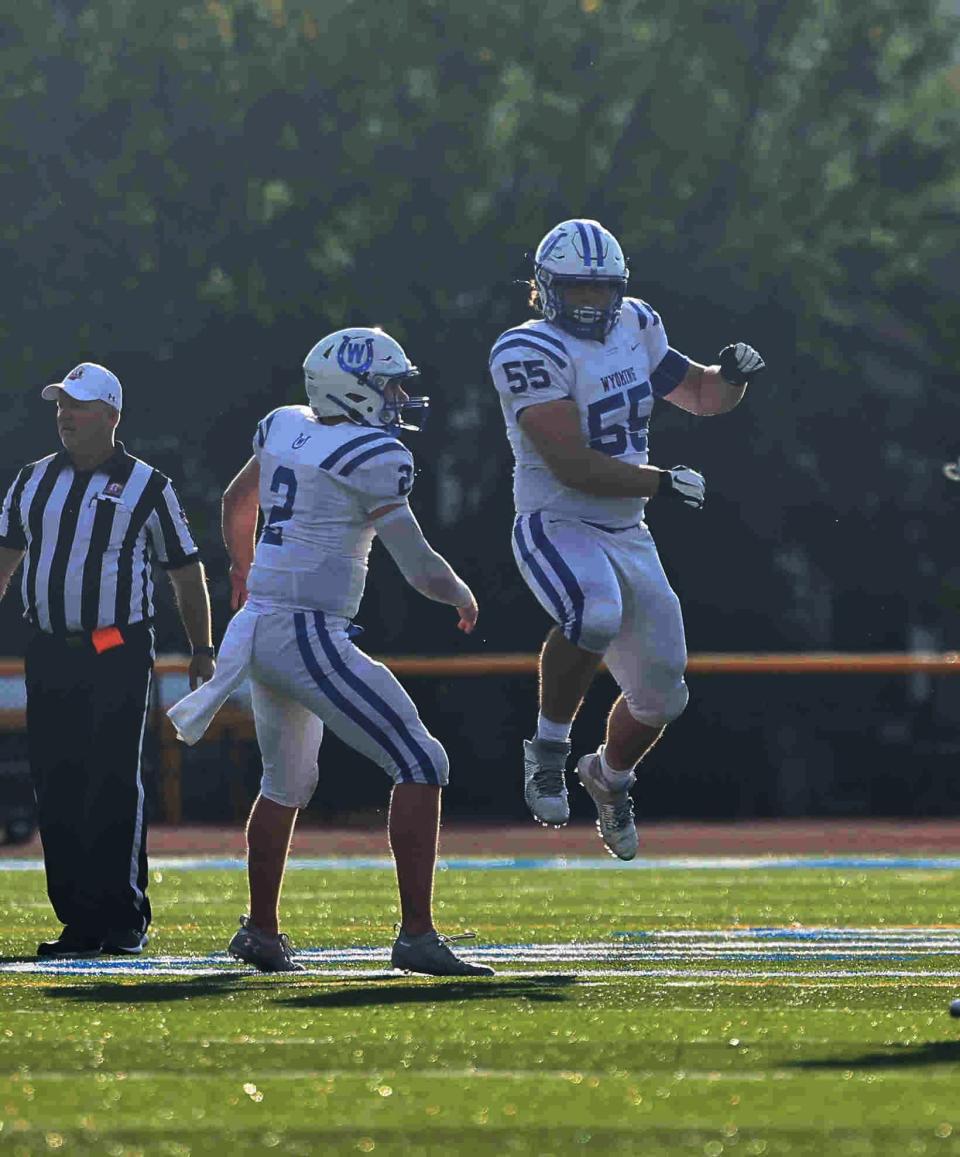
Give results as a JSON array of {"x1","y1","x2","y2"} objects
[{"x1": 3, "y1": 651, "x2": 959, "y2": 821}]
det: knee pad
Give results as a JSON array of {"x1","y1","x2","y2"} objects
[
  {"x1": 625, "y1": 677, "x2": 689, "y2": 728},
  {"x1": 260, "y1": 759, "x2": 319, "y2": 810},
  {"x1": 570, "y1": 603, "x2": 622, "y2": 655},
  {"x1": 388, "y1": 735, "x2": 450, "y2": 787}
]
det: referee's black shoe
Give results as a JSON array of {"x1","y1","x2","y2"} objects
[
  {"x1": 102, "y1": 929, "x2": 149, "y2": 955},
  {"x1": 36, "y1": 926, "x2": 103, "y2": 958}
]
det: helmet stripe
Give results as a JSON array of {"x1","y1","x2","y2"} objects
[
  {"x1": 538, "y1": 228, "x2": 565, "y2": 262},
  {"x1": 575, "y1": 221, "x2": 593, "y2": 266},
  {"x1": 590, "y1": 223, "x2": 605, "y2": 267}
]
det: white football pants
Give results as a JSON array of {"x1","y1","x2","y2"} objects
[
  {"x1": 512, "y1": 512, "x2": 689, "y2": 726},
  {"x1": 248, "y1": 608, "x2": 448, "y2": 808}
]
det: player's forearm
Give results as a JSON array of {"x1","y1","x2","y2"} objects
[
  {"x1": 168, "y1": 561, "x2": 213, "y2": 650},
  {"x1": 376, "y1": 507, "x2": 474, "y2": 607},
  {"x1": 409, "y1": 558, "x2": 473, "y2": 606},
  {"x1": 222, "y1": 493, "x2": 259, "y2": 572},
  {"x1": 682, "y1": 364, "x2": 746, "y2": 416},
  {"x1": 548, "y1": 451, "x2": 665, "y2": 498}
]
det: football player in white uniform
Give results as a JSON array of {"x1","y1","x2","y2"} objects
[
  {"x1": 168, "y1": 327, "x2": 492, "y2": 977},
  {"x1": 490, "y1": 219, "x2": 765, "y2": 859}
]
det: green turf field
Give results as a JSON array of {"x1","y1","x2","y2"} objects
[{"x1": 2, "y1": 860, "x2": 960, "y2": 1155}]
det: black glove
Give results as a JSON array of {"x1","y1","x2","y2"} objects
[
  {"x1": 658, "y1": 465, "x2": 706, "y2": 510},
  {"x1": 719, "y1": 342, "x2": 765, "y2": 387}
]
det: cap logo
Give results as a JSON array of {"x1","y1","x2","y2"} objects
[
  {"x1": 67, "y1": 366, "x2": 85, "y2": 380},
  {"x1": 337, "y1": 336, "x2": 374, "y2": 376}
]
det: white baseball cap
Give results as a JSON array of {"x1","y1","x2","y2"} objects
[{"x1": 42, "y1": 363, "x2": 123, "y2": 411}]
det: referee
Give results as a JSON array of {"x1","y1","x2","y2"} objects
[{"x1": 0, "y1": 362, "x2": 215, "y2": 958}]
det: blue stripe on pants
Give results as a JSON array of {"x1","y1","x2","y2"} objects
[
  {"x1": 312, "y1": 611, "x2": 439, "y2": 784},
  {"x1": 293, "y1": 612, "x2": 416, "y2": 784},
  {"x1": 528, "y1": 513, "x2": 585, "y2": 647},
  {"x1": 513, "y1": 516, "x2": 578, "y2": 643}
]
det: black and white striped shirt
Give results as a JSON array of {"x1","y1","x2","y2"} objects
[{"x1": 0, "y1": 442, "x2": 199, "y2": 634}]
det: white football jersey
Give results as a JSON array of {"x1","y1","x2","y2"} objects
[
  {"x1": 246, "y1": 406, "x2": 415, "y2": 617},
  {"x1": 489, "y1": 298, "x2": 690, "y2": 526}
]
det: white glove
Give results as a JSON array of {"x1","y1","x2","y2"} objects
[
  {"x1": 658, "y1": 465, "x2": 706, "y2": 510},
  {"x1": 719, "y1": 342, "x2": 765, "y2": 387}
]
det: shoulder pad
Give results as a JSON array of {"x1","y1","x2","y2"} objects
[
  {"x1": 255, "y1": 407, "x2": 286, "y2": 449},
  {"x1": 489, "y1": 323, "x2": 570, "y2": 370},
  {"x1": 625, "y1": 298, "x2": 661, "y2": 330},
  {"x1": 318, "y1": 429, "x2": 410, "y2": 479},
  {"x1": 255, "y1": 405, "x2": 314, "y2": 449}
]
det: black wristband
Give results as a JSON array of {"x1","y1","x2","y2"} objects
[
  {"x1": 657, "y1": 469, "x2": 675, "y2": 498},
  {"x1": 191, "y1": 645, "x2": 215, "y2": 658}
]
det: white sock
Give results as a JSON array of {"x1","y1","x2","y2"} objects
[
  {"x1": 536, "y1": 714, "x2": 571, "y2": 744},
  {"x1": 598, "y1": 745, "x2": 635, "y2": 789}
]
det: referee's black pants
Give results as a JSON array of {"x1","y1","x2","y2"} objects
[{"x1": 25, "y1": 625, "x2": 154, "y2": 935}]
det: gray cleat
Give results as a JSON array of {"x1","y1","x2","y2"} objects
[
  {"x1": 523, "y1": 736, "x2": 571, "y2": 826},
  {"x1": 576, "y1": 752, "x2": 639, "y2": 861},
  {"x1": 228, "y1": 915, "x2": 305, "y2": 973},
  {"x1": 391, "y1": 930, "x2": 495, "y2": 977}
]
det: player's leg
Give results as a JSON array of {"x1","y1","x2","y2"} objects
[
  {"x1": 577, "y1": 531, "x2": 688, "y2": 860},
  {"x1": 229, "y1": 675, "x2": 324, "y2": 972},
  {"x1": 244, "y1": 795, "x2": 298, "y2": 938},
  {"x1": 285, "y1": 609, "x2": 492, "y2": 976},
  {"x1": 512, "y1": 513, "x2": 623, "y2": 825},
  {"x1": 538, "y1": 626, "x2": 605, "y2": 725},
  {"x1": 388, "y1": 782, "x2": 441, "y2": 936},
  {"x1": 604, "y1": 696, "x2": 666, "y2": 771}
]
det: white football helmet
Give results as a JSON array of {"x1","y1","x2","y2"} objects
[
  {"x1": 303, "y1": 327, "x2": 429, "y2": 432},
  {"x1": 533, "y1": 218, "x2": 629, "y2": 341}
]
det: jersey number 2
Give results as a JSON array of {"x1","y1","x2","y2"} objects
[{"x1": 262, "y1": 466, "x2": 298, "y2": 546}]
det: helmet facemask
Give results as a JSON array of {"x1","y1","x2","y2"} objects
[
  {"x1": 363, "y1": 369, "x2": 430, "y2": 433},
  {"x1": 535, "y1": 268, "x2": 627, "y2": 341}
]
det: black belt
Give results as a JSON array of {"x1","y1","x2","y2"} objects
[
  {"x1": 581, "y1": 519, "x2": 640, "y2": 534},
  {"x1": 35, "y1": 621, "x2": 153, "y2": 650}
]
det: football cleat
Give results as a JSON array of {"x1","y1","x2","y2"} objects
[
  {"x1": 523, "y1": 737, "x2": 571, "y2": 826},
  {"x1": 391, "y1": 929, "x2": 495, "y2": 977},
  {"x1": 228, "y1": 915, "x2": 304, "y2": 973},
  {"x1": 576, "y1": 752, "x2": 639, "y2": 861}
]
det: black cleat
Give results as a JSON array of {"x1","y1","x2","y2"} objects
[
  {"x1": 102, "y1": 928, "x2": 149, "y2": 955},
  {"x1": 391, "y1": 930, "x2": 495, "y2": 977},
  {"x1": 37, "y1": 926, "x2": 103, "y2": 958}
]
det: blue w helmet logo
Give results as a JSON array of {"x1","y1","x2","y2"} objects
[{"x1": 336, "y1": 336, "x2": 375, "y2": 376}]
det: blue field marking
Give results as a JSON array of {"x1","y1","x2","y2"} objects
[{"x1": 5, "y1": 855, "x2": 960, "y2": 872}]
